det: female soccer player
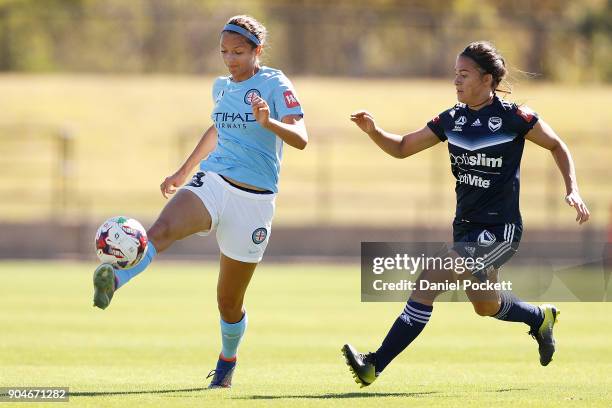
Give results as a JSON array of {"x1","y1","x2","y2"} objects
[
  {"x1": 342, "y1": 41, "x2": 590, "y2": 387},
  {"x1": 92, "y1": 15, "x2": 308, "y2": 388}
]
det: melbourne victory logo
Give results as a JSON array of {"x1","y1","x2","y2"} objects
[{"x1": 488, "y1": 116, "x2": 502, "y2": 132}]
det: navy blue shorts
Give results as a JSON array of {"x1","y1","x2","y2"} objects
[{"x1": 452, "y1": 220, "x2": 523, "y2": 282}]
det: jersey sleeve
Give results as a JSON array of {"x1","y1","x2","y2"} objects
[
  {"x1": 511, "y1": 104, "x2": 539, "y2": 137},
  {"x1": 426, "y1": 110, "x2": 449, "y2": 142},
  {"x1": 270, "y1": 74, "x2": 304, "y2": 120}
]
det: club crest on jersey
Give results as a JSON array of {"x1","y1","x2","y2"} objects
[
  {"x1": 453, "y1": 115, "x2": 467, "y2": 131},
  {"x1": 477, "y1": 230, "x2": 496, "y2": 247},
  {"x1": 252, "y1": 227, "x2": 267, "y2": 244},
  {"x1": 244, "y1": 89, "x2": 261, "y2": 105},
  {"x1": 283, "y1": 90, "x2": 300, "y2": 108},
  {"x1": 488, "y1": 116, "x2": 502, "y2": 132}
]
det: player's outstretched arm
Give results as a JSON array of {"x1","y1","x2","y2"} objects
[
  {"x1": 350, "y1": 110, "x2": 440, "y2": 158},
  {"x1": 526, "y1": 120, "x2": 590, "y2": 224},
  {"x1": 160, "y1": 124, "x2": 218, "y2": 198}
]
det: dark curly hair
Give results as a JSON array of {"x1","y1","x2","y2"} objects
[{"x1": 460, "y1": 41, "x2": 509, "y2": 93}]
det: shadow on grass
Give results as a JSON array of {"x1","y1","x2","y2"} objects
[
  {"x1": 58, "y1": 388, "x2": 527, "y2": 399},
  {"x1": 70, "y1": 387, "x2": 208, "y2": 397},
  {"x1": 491, "y1": 388, "x2": 529, "y2": 393},
  {"x1": 237, "y1": 391, "x2": 440, "y2": 400},
  {"x1": 70, "y1": 389, "x2": 438, "y2": 399}
]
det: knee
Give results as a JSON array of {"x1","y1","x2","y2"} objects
[
  {"x1": 148, "y1": 218, "x2": 173, "y2": 251},
  {"x1": 410, "y1": 290, "x2": 438, "y2": 305},
  {"x1": 472, "y1": 301, "x2": 501, "y2": 317},
  {"x1": 217, "y1": 295, "x2": 243, "y2": 320}
]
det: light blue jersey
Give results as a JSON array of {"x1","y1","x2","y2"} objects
[{"x1": 201, "y1": 66, "x2": 304, "y2": 192}]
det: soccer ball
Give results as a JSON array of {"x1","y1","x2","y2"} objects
[{"x1": 95, "y1": 216, "x2": 148, "y2": 268}]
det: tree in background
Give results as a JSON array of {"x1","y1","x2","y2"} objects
[{"x1": 0, "y1": 0, "x2": 609, "y2": 82}]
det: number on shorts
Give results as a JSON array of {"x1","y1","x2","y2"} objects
[{"x1": 188, "y1": 172, "x2": 205, "y2": 187}]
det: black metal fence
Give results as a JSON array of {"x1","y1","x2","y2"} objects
[{"x1": 0, "y1": 124, "x2": 76, "y2": 219}]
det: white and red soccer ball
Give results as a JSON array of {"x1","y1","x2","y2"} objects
[{"x1": 95, "y1": 216, "x2": 148, "y2": 269}]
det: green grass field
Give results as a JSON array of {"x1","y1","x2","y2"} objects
[
  {"x1": 1, "y1": 75, "x2": 610, "y2": 227},
  {"x1": 2, "y1": 261, "x2": 611, "y2": 407}
]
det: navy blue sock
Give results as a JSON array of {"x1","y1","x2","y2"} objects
[
  {"x1": 375, "y1": 300, "x2": 433, "y2": 373},
  {"x1": 493, "y1": 291, "x2": 543, "y2": 329}
]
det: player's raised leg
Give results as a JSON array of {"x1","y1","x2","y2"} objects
[
  {"x1": 465, "y1": 269, "x2": 559, "y2": 366},
  {"x1": 207, "y1": 254, "x2": 256, "y2": 389},
  {"x1": 93, "y1": 189, "x2": 212, "y2": 309},
  {"x1": 467, "y1": 270, "x2": 543, "y2": 328}
]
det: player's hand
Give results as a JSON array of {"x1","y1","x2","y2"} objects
[
  {"x1": 251, "y1": 95, "x2": 270, "y2": 127},
  {"x1": 160, "y1": 171, "x2": 187, "y2": 199},
  {"x1": 565, "y1": 190, "x2": 590, "y2": 225},
  {"x1": 350, "y1": 110, "x2": 378, "y2": 135}
]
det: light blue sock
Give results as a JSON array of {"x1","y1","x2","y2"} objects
[
  {"x1": 114, "y1": 242, "x2": 157, "y2": 289},
  {"x1": 220, "y1": 312, "x2": 248, "y2": 360}
]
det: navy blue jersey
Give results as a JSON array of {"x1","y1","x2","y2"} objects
[{"x1": 427, "y1": 96, "x2": 539, "y2": 224}]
